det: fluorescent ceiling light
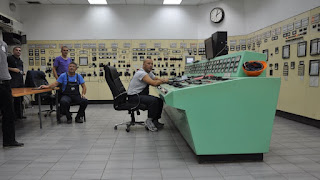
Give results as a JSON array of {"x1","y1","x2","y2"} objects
[
  {"x1": 88, "y1": 0, "x2": 107, "y2": 4},
  {"x1": 163, "y1": 0, "x2": 182, "y2": 5}
]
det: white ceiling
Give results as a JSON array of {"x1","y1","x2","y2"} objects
[{"x1": 13, "y1": 0, "x2": 221, "y2": 5}]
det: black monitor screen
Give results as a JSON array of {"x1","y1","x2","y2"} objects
[
  {"x1": 205, "y1": 37, "x2": 214, "y2": 60},
  {"x1": 205, "y1": 31, "x2": 228, "y2": 60}
]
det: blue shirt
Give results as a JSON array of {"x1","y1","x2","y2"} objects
[
  {"x1": 57, "y1": 73, "x2": 85, "y2": 92},
  {"x1": 53, "y1": 56, "x2": 72, "y2": 76}
]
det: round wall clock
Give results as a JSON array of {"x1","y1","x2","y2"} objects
[{"x1": 210, "y1": 7, "x2": 225, "y2": 23}]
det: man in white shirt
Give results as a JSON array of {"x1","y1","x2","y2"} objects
[{"x1": 127, "y1": 58, "x2": 168, "y2": 132}]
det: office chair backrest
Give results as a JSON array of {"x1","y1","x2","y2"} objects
[
  {"x1": 104, "y1": 66, "x2": 127, "y2": 106},
  {"x1": 25, "y1": 70, "x2": 49, "y2": 87}
]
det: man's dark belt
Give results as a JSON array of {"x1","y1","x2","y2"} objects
[{"x1": 0, "y1": 80, "x2": 10, "y2": 84}]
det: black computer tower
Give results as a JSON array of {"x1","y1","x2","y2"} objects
[{"x1": 212, "y1": 31, "x2": 228, "y2": 57}]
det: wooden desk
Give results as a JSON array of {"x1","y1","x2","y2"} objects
[{"x1": 12, "y1": 87, "x2": 59, "y2": 129}]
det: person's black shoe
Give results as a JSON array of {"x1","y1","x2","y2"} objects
[
  {"x1": 3, "y1": 141, "x2": 24, "y2": 148},
  {"x1": 66, "y1": 114, "x2": 72, "y2": 124},
  {"x1": 153, "y1": 120, "x2": 164, "y2": 129},
  {"x1": 16, "y1": 116, "x2": 27, "y2": 119},
  {"x1": 67, "y1": 118, "x2": 72, "y2": 124},
  {"x1": 75, "y1": 116, "x2": 83, "y2": 123}
]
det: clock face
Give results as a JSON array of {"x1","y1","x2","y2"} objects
[{"x1": 210, "y1": 7, "x2": 224, "y2": 23}]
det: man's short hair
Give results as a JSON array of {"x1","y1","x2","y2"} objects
[
  {"x1": 13, "y1": 46, "x2": 21, "y2": 51},
  {"x1": 69, "y1": 61, "x2": 78, "y2": 67},
  {"x1": 61, "y1": 46, "x2": 69, "y2": 52},
  {"x1": 143, "y1": 58, "x2": 152, "y2": 64}
]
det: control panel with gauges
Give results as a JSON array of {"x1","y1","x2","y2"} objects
[
  {"x1": 26, "y1": 39, "x2": 206, "y2": 100},
  {"x1": 156, "y1": 51, "x2": 281, "y2": 163}
]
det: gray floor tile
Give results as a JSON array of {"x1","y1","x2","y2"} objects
[
  {"x1": 78, "y1": 161, "x2": 107, "y2": 170},
  {"x1": 188, "y1": 165, "x2": 222, "y2": 177},
  {"x1": 133, "y1": 159, "x2": 160, "y2": 169},
  {"x1": 0, "y1": 171, "x2": 20, "y2": 180},
  {"x1": 109, "y1": 153, "x2": 133, "y2": 161},
  {"x1": 161, "y1": 167, "x2": 193, "y2": 178},
  {"x1": 41, "y1": 170, "x2": 76, "y2": 180},
  {"x1": 223, "y1": 175, "x2": 255, "y2": 180},
  {"x1": 72, "y1": 169, "x2": 103, "y2": 179},
  {"x1": 194, "y1": 178, "x2": 224, "y2": 180},
  {"x1": 101, "y1": 168, "x2": 132, "y2": 179},
  {"x1": 282, "y1": 172, "x2": 319, "y2": 180},
  {"x1": 51, "y1": 161, "x2": 81, "y2": 171},
  {"x1": 133, "y1": 152, "x2": 158, "y2": 160},
  {"x1": 105, "y1": 160, "x2": 133, "y2": 169},
  {"x1": 162, "y1": 177, "x2": 193, "y2": 180},
  {"x1": 159, "y1": 158, "x2": 187, "y2": 168},
  {"x1": 215, "y1": 163, "x2": 249, "y2": 176},
  {"x1": 269, "y1": 163, "x2": 305, "y2": 173},
  {"x1": 132, "y1": 168, "x2": 162, "y2": 179},
  {"x1": 0, "y1": 104, "x2": 320, "y2": 180},
  {"x1": 252, "y1": 173, "x2": 288, "y2": 180}
]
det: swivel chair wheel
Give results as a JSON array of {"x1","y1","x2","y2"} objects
[
  {"x1": 145, "y1": 126, "x2": 149, "y2": 131},
  {"x1": 114, "y1": 126, "x2": 117, "y2": 130},
  {"x1": 44, "y1": 114, "x2": 47, "y2": 117}
]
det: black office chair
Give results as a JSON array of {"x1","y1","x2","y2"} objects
[
  {"x1": 104, "y1": 66, "x2": 146, "y2": 132},
  {"x1": 25, "y1": 70, "x2": 56, "y2": 117}
]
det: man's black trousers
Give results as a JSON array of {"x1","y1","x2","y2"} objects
[
  {"x1": 128, "y1": 95, "x2": 163, "y2": 120},
  {"x1": 60, "y1": 94, "x2": 88, "y2": 119},
  {"x1": 0, "y1": 81, "x2": 16, "y2": 144}
]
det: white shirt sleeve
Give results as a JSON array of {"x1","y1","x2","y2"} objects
[{"x1": 137, "y1": 71, "x2": 148, "y2": 81}]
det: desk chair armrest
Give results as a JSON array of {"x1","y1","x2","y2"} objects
[
  {"x1": 114, "y1": 92, "x2": 141, "y2": 111},
  {"x1": 114, "y1": 92, "x2": 130, "y2": 109},
  {"x1": 114, "y1": 91, "x2": 127, "y2": 100},
  {"x1": 128, "y1": 93, "x2": 141, "y2": 111}
]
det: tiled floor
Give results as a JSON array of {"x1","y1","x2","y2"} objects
[{"x1": 0, "y1": 104, "x2": 320, "y2": 180}]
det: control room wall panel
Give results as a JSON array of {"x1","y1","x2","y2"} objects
[
  {"x1": 228, "y1": 6, "x2": 320, "y2": 120},
  {"x1": 26, "y1": 39, "x2": 205, "y2": 101},
  {"x1": 244, "y1": 0, "x2": 320, "y2": 34}
]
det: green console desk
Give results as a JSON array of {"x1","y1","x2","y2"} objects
[{"x1": 157, "y1": 51, "x2": 281, "y2": 163}]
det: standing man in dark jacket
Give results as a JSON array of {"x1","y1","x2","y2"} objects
[
  {"x1": 0, "y1": 40, "x2": 24, "y2": 147},
  {"x1": 7, "y1": 46, "x2": 26, "y2": 119}
]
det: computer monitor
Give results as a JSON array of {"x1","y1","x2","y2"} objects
[
  {"x1": 205, "y1": 37, "x2": 214, "y2": 60},
  {"x1": 212, "y1": 31, "x2": 228, "y2": 58},
  {"x1": 185, "y1": 56, "x2": 195, "y2": 64},
  {"x1": 205, "y1": 31, "x2": 228, "y2": 60}
]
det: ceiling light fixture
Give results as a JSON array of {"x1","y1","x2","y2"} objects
[
  {"x1": 88, "y1": 0, "x2": 107, "y2": 5},
  {"x1": 163, "y1": 0, "x2": 182, "y2": 5}
]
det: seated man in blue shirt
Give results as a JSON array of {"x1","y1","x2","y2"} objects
[{"x1": 40, "y1": 62, "x2": 88, "y2": 124}]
